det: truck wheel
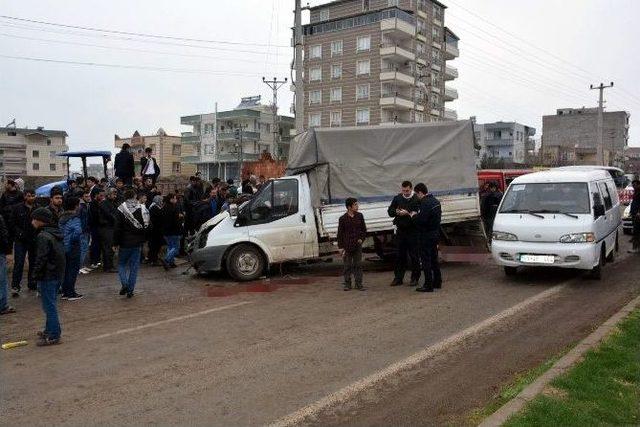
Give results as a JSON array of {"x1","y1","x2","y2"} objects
[
  {"x1": 504, "y1": 266, "x2": 518, "y2": 277},
  {"x1": 226, "y1": 244, "x2": 265, "y2": 282},
  {"x1": 589, "y1": 246, "x2": 605, "y2": 280}
]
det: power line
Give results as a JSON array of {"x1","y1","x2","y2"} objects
[
  {"x1": 0, "y1": 53, "x2": 279, "y2": 76},
  {"x1": 0, "y1": 14, "x2": 290, "y2": 48},
  {"x1": 0, "y1": 32, "x2": 285, "y2": 65},
  {"x1": 0, "y1": 22, "x2": 291, "y2": 56}
]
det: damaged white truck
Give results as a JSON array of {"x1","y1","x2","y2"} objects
[{"x1": 188, "y1": 120, "x2": 484, "y2": 281}]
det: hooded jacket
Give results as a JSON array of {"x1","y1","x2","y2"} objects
[
  {"x1": 59, "y1": 212, "x2": 83, "y2": 256},
  {"x1": 33, "y1": 225, "x2": 66, "y2": 282}
]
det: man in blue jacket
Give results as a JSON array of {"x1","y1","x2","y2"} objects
[
  {"x1": 59, "y1": 197, "x2": 83, "y2": 300},
  {"x1": 411, "y1": 183, "x2": 442, "y2": 293}
]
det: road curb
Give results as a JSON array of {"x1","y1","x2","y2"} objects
[{"x1": 478, "y1": 293, "x2": 640, "y2": 427}]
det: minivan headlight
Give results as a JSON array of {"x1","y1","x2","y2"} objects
[
  {"x1": 559, "y1": 232, "x2": 595, "y2": 244},
  {"x1": 492, "y1": 231, "x2": 518, "y2": 241}
]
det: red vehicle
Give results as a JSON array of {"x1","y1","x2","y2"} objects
[{"x1": 477, "y1": 169, "x2": 534, "y2": 193}]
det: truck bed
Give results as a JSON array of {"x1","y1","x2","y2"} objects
[{"x1": 316, "y1": 193, "x2": 481, "y2": 239}]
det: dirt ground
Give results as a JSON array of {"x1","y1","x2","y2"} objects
[{"x1": 1, "y1": 240, "x2": 638, "y2": 427}]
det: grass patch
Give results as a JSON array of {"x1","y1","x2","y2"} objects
[
  {"x1": 504, "y1": 308, "x2": 640, "y2": 427},
  {"x1": 467, "y1": 351, "x2": 567, "y2": 425}
]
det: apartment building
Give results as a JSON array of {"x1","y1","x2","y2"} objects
[
  {"x1": 302, "y1": 0, "x2": 459, "y2": 129},
  {"x1": 474, "y1": 121, "x2": 536, "y2": 164},
  {"x1": 542, "y1": 107, "x2": 630, "y2": 166},
  {"x1": 114, "y1": 128, "x2": 197, "y2": 178},
  {"x1": 0, "y1": 125, "x2": 69, "y2": 178},
  {"x1": 181, "y1": 96, "x2": 295, "y2": 181}
]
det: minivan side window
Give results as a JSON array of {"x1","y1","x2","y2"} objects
[
  {"x1": 591, "y1": 183, "x2": 603, "y2": 209},
  {"x1": 605, "y1": 181, "x2": 619, "y2": 205},
  {"x1": 598, "y1": 182, "x2": 613, "y2": 210}
]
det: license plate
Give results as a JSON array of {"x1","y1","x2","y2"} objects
[{"x1": 519, "y1": 254, "x2": 555, "y2": 264}]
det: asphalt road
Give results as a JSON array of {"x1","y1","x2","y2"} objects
[{"x1": 1, "y1": 241, "x2": 638, "y2": 427}]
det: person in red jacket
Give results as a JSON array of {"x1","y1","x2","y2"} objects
[{"x1": 337, "y1": 197, "x2": 367, "y2": 291}]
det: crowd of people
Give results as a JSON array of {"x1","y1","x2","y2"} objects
[{"x1": 0, "y1": 143, "x2": 269, "y2": 346}]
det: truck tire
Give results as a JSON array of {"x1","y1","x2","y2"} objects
[
  {"x1": 589, "y1": 246, "x2": 605, "y2": 280},
  {"x1": 226, "y1": 244, "x2": 265, "y2": 282},
  {"x1": 504, "y1": 266, "x2": 518, "y2": 277}
]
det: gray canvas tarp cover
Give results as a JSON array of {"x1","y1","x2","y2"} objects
[{"x1": 286, "y1": 120, "x2": 477, "y2": 207}]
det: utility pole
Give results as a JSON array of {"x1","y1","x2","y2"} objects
[
  {"x1": 234, "y1": 126, "x2": 244, "y2": 180},
  {"x1": 293, "y1": 0, "x2": 305, "y2": 134},
  {"x1": 590, "y1": 82, "x2": 613, "y2": 166},
  {"x1": 262, "y1": 76, "x2": 288, "y2": 160}
]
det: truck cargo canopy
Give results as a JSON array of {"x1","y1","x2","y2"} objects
[{"x1": 286, "y1": 120, "x2": 478, "y2": 207}]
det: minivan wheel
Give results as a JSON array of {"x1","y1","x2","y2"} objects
[
  {"x1": 226, "y1": 244, "x2": 265, "y2": 282},
  {"x1": 504, "y1": 266, "x2": 518, "y2": 277},
  {"x1": 589, "y1": 246, "x2": 606, "y2": 280},
  {"x1": 606, "y1": 233, "x2": 618, "y2": 263}
]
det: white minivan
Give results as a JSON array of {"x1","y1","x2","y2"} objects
[{"x1": 491, "y1": 169, "x2": 622, "y2": 279}]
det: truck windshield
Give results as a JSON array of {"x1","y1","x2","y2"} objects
[{"x1": 500, "y1": 182, "x2": 591, "y2": 215}]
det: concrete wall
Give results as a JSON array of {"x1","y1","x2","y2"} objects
[{"x1": 542, "y1": 110, "x2": 629, "y2": 151}]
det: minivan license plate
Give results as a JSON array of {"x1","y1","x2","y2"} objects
[{"x1": 520, "y1": 254, "x2": 555, "y2": 264}]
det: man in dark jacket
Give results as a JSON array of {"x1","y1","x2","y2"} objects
[
  {"x1": 140, "y1": 147, "x2": 160, "y2": 184},
  {"x1": 337, "y1": 197, "x2": 367, "y2": 291},
  {"x1": 411, "y1": 183, "x2": 442, "y2": 293},
  {"x1": 113, "y1": 189, "x2": 150, "y2": 298},
  {"x1": 481, "y1": 182, "x2": 503, "y2": 236},
  {"x1": 114, "y1": 143, "x2": 135, "y2": 186},
  {"x1": 9, "y1": 189, "x2": 37, "y2": 295},
  {"x1": 184, "y1": 176, "x2": 204, "y2": 234},
  {"x1": 0, "y1": 179, "x2": 24, "y2": 225},
  {"x1": 629, "y1": 180, "x2": 640, "y2": 254},
  {"x1": 46, "y1": 186, "x2": 64, "y2": 224},
  {"x1": 387, "y1": 180, "x2": 421, "y2": 287},
  {"x1": 0, "y1": 213, "x2": 16, "y2": 315},
  {"x1": 98, "y1": 188, "x2": 119, "y2": 272},
  {"x1": 31, "y1": 207, "x2": 66, "y2": 346}
]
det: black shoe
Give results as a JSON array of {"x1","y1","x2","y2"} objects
[
  {"x1": 390, "y1": 279, "x2": 403, "y2": 287},
  {"x1": 160, "y1": 259, "x2": 170, "y2": 271},
  {"x1": 416, "y1": 286, "x2": 434, "y2": 293},
  {"x1": 169, "y1": 263, "x2": 178, "y2": 269},
  {"x1": 104, "y1": 269, "x2": 118, "y2": 274},
  {"x1": 408, "y1": 280, "x2": 419, "y2": 287},
  {"x1": 36, "y1": 336, "x2": 60, "y2": 346},
  {"x1": 11, "y1": 290, "x2": 20, "y2": 298},
  {"x1": 356, "y1": 285, "x2": 366, "y2": 291},
  {"x1": 126, "y1": 291, "x2": 134, "y2": 298},
  {"x1": 66, "y1": 293, "x2": 84, "y2": 301},
  {"x1": 119, "y1": 287, "x2": 127, "y2": 296},
  {"x1": 433, "y1": 282, "x2": 442, "y2": 289},
  {"x1": 343, "y1": 283, "x2": 352, "y2": 291}
]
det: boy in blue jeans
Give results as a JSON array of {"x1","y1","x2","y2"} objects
[{"x1": 31, "y1": 208, "x2": 66, "y2": 346}]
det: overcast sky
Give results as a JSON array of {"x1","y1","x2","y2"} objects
[{"x1": 1, "y1": 0, "x2": 639, "y2": 170}]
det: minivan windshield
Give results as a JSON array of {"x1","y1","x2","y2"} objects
[{"x1": 500, "y1": 182, "x2": 591, "y2": 215}]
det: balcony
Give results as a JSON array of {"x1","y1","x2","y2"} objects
[
  {"x1": 444, "y1": 86, "x2": 458, "y2": 101},
  {"x1": 381, "y1": 18, "x2": 415, "y2": 40},
  {"x1": 444, "y1": 108, "x2": 458, "y2": 120},
  {"x1": 444, "y1": 65, "x2": 458, "y2": 80},
  {"x1": 445, "y1": 42, "x2": 459, "y2": 59},
  {"x1": 416, "y1": 57, "x2": 427, "y2": 66},
  {"x1": 430, "y1": 108, "x2": 441, "y2": 117},
  {"x1": 217, "y1": 131, "x2": 261, "y2": 141},
  {"x1": 180, "y1": 114, "x2": 201, "y2": 126},
  {"x1": 380, "y1": 93, "x2": 415, "y2": 110},
  {"x1": 216, "y1": 153, "x2": 260, "y2": 162},
  {"x1": 416, "y1": 29, "x2": 427, "y2": 42},
  {"x1": 182, "y1": 155, "x2": 201, "y2": 163},
  {"x1": 181, "y1": 134, "x2": 201, "y2": 144},
  {"x1": 380, "y1": 44, "x2": 415, "y2": 63},
  {"x1": 380, "y1": 69, "x2": 414, "y2": 86}
]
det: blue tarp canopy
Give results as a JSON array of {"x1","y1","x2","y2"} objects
[{"x1": 57, "y1": 151, "x2": 112, "y2": 158}]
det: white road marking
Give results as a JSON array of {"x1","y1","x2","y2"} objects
[
  {"x1": 86, "y1": 301, "x2": 253, "y2": 341},
  {"x1": 268, "y1": 285, "x2": 566, "y2": 427}
]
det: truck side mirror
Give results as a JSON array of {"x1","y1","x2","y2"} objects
[{"x1": 594, "y1": 204, "x2": 605, "y2": 218}]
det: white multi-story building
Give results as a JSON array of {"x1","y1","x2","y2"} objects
[
  {"x1": 474, "y1": 121, "x2": 536, "y2": 165},
  {"x1": 0, "y1": 125, "x2": 69, "y2": 178}
]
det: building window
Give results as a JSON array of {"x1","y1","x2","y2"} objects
[
  {"x1": 309, "y1": 66, "x2": 322, "y2": 81},
  {"x1": 415, "y1": 112, "x2": 424, "y2": 123},
  {"x1": 362, "y1": 0, "x2": 370, "y2": 11},
  {"x1": 32, "y1": 150, "x2": 39, "y2": 158},
  {"x1": 33, "y1": 163, "x2": 39, "y2": 171},
  {"x1": 356, "y1": 108, "x2": 370, "y2": 125},
  {"x1": 50, "y1": 163, "x2": 56, "y2": 171},
  {"x1": 356, "y1": 59, "x2": 370, "y2": 75},
  {"x1": 357, "y1": 84, "x2": 370, "y2": 100},
  {"x1": 331, "y1": 40, "x2": 343, "y2": 56},
  {"x1": 172, "y1": 162, "x2": 181, "y2": 174},
  {"x1": 331, "y1": 63, "x2": 342, "y2": 79},
  {"x1": 309, "y1": 45, "x2": 322, "y2": 59},
  {"x1": 357, "y1": 35, "x2": 371, "y2": 52},
  {"x1": 416, "y1": 41, "x2": 425, "y2": 55},
  {"x1": 319, "y1": 9, "x2": 330, "y2": 21},
  {"x1": 309, "y1": 113, "x2": 322, "y2": 127},
  {"x1": 330, "y1": 111, "x2": 342, "y2": 127},
  {"x1": 330, "y1": 87, "x2": 342, "y2": 103},
  {"x1": 172, "y1": 144, "x2": 181, "y2": 156},
  {"x1": 309, "y1": 90, "x2": 322, "y2": 105},
  {"x1": 388, "y1": 0, "x2": 399, "y2": 6},
  {"x1": 432, "y1": 26, "x2": 441, "y2": 39},
  {"x1": 46, "y1": 139, "x2": 51, "y2": 146}
]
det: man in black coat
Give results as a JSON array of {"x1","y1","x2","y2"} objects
[
  {"x1": 97, "y1": 188, "x2": 119, "y2": 272},
  {"x1": 0, "y1": 179, "x2": 24, "y2": 225},
  {"x1": 9, "y1": 189, "x2": 37, "y2": 295},
  {"x1": 411, "y1": 183, "x2": 442, "y2": 293},
  {"x1": 140, "y1": 147, "x2": 161, "y2": 184},
  {"x1": 481, "y1": 182, "x2": 503, "y2": 235},
  {"x1": 114, "y1": 143, "x2": 135, "y2": 186},
  {"x1": 387, "y1": 180, "x2": 421, "y2": 287}
]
